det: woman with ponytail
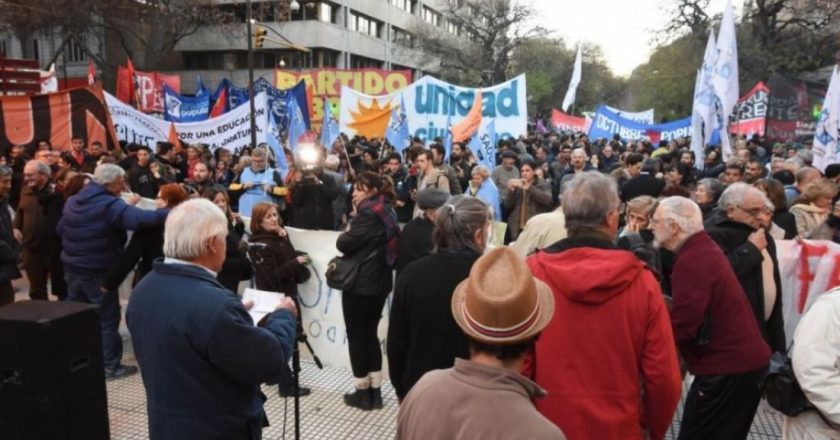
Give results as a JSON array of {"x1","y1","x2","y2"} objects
[
  {"x1": 387, "y1": 195, "x2": 492, "y2": 401},
  {"x1": 336, "y1": 171, "x2": 400, "y2": 410}
]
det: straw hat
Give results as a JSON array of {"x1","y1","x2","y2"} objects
[{"x1": 451, "y1": 247, "x2": 554, "y2": 344}]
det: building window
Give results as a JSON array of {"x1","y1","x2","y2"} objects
[
  {"x1": 350, "y1": 54, "x2": 383, "y2": 69},
  {"x1": 32, "y1": 38, "x2": 40, "y2": 62},
  {"x1": 389, "y1": 0, "x2": 412, "y2": 13},
  {"x1": 66, "y1": 36, "x2": 87, "y2": 63},
  {"x1": 422, "y1": 6, "x2": 440, "y2": 26},
  {"x1": 446, "y1": 21, "x2": 459, "y2": 36},
  {"x1": 318, "y1": 3, "x2": 337, "y2": 23},
  {"x1": 312, "y1": 48, "x2": 339, "y2": 67},
  {"x1": 348, "y1": 11, "x2": 382, "y2": 38},
  {"x1": 183, "y1": 52, "x2": 225, "y2": 70},
  {"x1": 391, "y1": 27, "x2": 414, "y2": 48}
]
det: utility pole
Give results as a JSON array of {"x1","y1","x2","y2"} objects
[{"x1": 246, "y1": 0, "x2": 257, "y2": 148}]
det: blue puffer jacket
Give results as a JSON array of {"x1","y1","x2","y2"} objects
[{"x1": 57, "y1": 182, "x2": 168, "y2": 274}]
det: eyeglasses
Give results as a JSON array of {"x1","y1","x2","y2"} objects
[{"x1": 735, "y1": 206, "x2": 768, "y2": 217}]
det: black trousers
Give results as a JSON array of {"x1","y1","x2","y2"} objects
[
  {"x1": 342, "y1": 292, "x2": 388, "y2": 379},
  {"x1": 0, "y1": 280, "x2": 13, "y2": 306},
  {"x1": 678, "y1": 368, "x2": 765, "y2": 440},
  {"x1": 23, "y1": 251, "x2": 49, "y2": 301}
]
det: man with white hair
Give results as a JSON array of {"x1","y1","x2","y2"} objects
[
  {"x1": 526, "y1": 172, "x2": 681, "y2": 440},
  {"x1": 13, "y1": 160, "x2": 60, "y2": 301},
  {"x1": 705, "y1": 183, "x2": 786, "y2": 355},
  {"x1": 127, "y1": 198, "x2": 297, "y2": 439},
  {"x1": 652, "y1": 196, "x2": 771, "y2": 439},
  {"x1": 57, "y1": 163, "x2": 169, "y2": 379}
]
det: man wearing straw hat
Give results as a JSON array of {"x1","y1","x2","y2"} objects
[{"x1": 396, "y1": 247, "x2": 565, "y2": 439}]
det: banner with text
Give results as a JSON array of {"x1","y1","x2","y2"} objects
[
  {"x1": 730, "y1": 81, "x2": 769, "y2": 137},
  {"x1": 588, "y1": 105, "x2": 692, "y2": 142},
  {"x1": 339, "y1": 74, "x2": 528, "y2": 141},
  {"x1": 551, "y1": 108, "x2": 586, "y2": 132},
  {"x1": 0, "y1": 85, "x2": 119, "y2": 152},
  {"x1": 604, "y1": 105, "x2": 654, "y2": 124},
  {"x1": 767, "y1": 73, "x2": 827, "y2": 142},
  {"x1": 275, "y1": 68, "x2": 412, "y2": 130},
  {"x1": 163, "y1": 83, "x2": 211, "y2": 123},
  {"x1": 115, "y1": 68, "x2": 181, "y2": 114},
  {"x1": 106, "y1": 91, "x2": 268, "y2": 154}
]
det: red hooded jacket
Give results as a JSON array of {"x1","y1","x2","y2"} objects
[{"x1": 526, "y1": 234, "x2": 682, "y2": 440}]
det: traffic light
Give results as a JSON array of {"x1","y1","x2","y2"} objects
[{"x1": 254, "y1": 27, "x2": 267, "y2": 49}]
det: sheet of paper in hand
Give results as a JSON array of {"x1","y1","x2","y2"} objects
[{"x1": 242, "y1": 288, "x2": 285, "y2": 325}]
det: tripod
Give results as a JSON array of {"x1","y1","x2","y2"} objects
[{"x1": 288, "y1": 298, "x2": 323, "y2": 440}]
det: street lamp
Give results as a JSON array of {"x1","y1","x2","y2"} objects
[
  {"x1": 290, "y1": 0, "x2": 300, "y2": 12},
  {"x1": 246, "y1": 0, "x2": 257, "y2": 148}
]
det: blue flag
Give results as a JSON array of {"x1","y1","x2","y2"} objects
[
  {"x1": 287, "y1": 93, "x2": 307, "y2": 153},
  {"x1": 267, "y1": 116, "x2": 289, "y2": 179},
  {"x1": 320, "y1": 98, "x2": 340, "y2": 149},
  {"x1": 386, "y1": 96, "x2": 410, "y2": 154},
  {"x1": 469, "y1": 119, "x2": 497, "y2": 172},
  {"x1": 443, "y1": 112, "x2": 453, "y2": 163}
]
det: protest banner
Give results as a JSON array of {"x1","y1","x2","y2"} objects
[
  {"x1": 339, "y1": 74, "x2": 528, "y2": 141},
  {"x1": 275, "y1": 68, "x2": 412, "y2": 130},
  {"x1": 777, "y1": 240, "x2": 840, "y2": 345},
  {"x1": 106, "y1": 91, "x2": 269, "y2": 154},
  {"x1": 0, "y1": 85, "x2": 119, "y2": 152},
  {"x1": 587, "y1": 105, "x2": 692, "y2": 142},
  {"x1": 163, "y1": 83, "x2": 211, "y2": 122},
  {"x1": 766, "y1": 73, "x2": 827, "y2": 142},
  {"x1": 604, "y1": 106, "x2": 654, "y2": 124},
  {"x1": 730, "y1": 81, "x2": 769, "y2": 137},
  {"x1": 551, "y1": 108, "x2": 586, "y2": 132},
  {"x1": 115, "y1": 67, "x2": 180, "y2": 114}
]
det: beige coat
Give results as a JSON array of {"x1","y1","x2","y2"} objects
[
  {"x1": 790, "y1": 203, "x2": 828, "y2": 237},
  {"x1": 509, "y1": 210, "x2": 567, "y2": 258},
  {"x1": 783, "y1": 289, "x2": 840, "y2": 439},
  {"x1": 398, "y1": 358, "x2": 565, "y2": 440}
]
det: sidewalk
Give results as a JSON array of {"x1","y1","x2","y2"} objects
[{"x1": 10, "y1": 278, "x2": 784, "y2": 439}]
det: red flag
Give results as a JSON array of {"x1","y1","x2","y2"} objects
[
  {"x1": 645, "y1": 129, "x2": 661, "y2": 145},
  {"x1": 126, "y1": 58, "x2": 138, "y2": 106},
  {"x1": 209, "y1": 86, "x2": 227, "y2": 118},
  {"x1": 87, "y1": 60, "x2": 96, "y2": 85},
  {"x1": 168, "y1": 122, "x2": 182, "y2": 150}
]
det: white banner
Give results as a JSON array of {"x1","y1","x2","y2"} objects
[
  {"x1": 604, "y1": 105, "x2": 655, "y2": 124},
  {"x1": 339, "y1": 74, "x2": 528, "y2": 142},
  {"x1": 106, "y1": 91, "x2": 269, "y2": 153}
]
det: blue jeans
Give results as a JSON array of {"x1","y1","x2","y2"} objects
[{"x1": 65, "y1": 271, "x2": 123, "y2": 371}]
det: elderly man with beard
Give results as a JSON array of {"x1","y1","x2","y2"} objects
[
  {"x1": 651, "y1": 197, "x2": 771, "y2": 440},
  {"x1": 705, "y1": 183, "x2": 786, "y2": 355}
]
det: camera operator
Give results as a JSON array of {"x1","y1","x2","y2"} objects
[{"x1": 290, "y1": 143, "x2": 340, "y2": 230}]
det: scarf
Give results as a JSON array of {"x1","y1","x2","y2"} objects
[{"x1": 359, "y1": 195, "x2": 400, "y2": 267}]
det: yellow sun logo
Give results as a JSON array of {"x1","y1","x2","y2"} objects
[{"x1": 348, "y1": 98, "x2": 393, "y2": 138}]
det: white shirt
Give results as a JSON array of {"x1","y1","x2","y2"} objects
[{"x1": 163, "y1": 257, "x2": 217, "y2": 278}]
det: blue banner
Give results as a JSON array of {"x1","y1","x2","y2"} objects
[
  {"x1": 163, "y1": 83, "x2": 211, "y2": 123},
  {"x1": 587, "y1": 105, "x2": 693, "y2": 142},
  {"x1": 229, "y1": 78, "x2": 310, "y2": 131}
]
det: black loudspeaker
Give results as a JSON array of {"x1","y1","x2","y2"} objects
[{"x1": 0, "y1": 300, "x2": 109, "y2": 440}]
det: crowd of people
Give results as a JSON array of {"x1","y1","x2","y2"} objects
[{"x1": 1, "y1": 127, "x2": 840, "y2": 440}]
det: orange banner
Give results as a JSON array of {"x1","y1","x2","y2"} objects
[{"x1": 275, "y1": 68, "x2": 411, "y2": 129}]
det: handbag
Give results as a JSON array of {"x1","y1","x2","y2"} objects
[
  {"x1": 325, "y1": 248, "x2": 377, "y2": 291},
  {"x1": 760, "y1": 342, "x2": 821, "y2": 418}
]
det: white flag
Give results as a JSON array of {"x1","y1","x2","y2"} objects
[
  {"x1": 813, "y1": 66, "x2": 840, "y2": 172},
  {"x1": 690, "y1": 69, "x2": 706, "y2": 168},
  {"x1": 712, "y1": 0, "x2": 739, "y2": 159},
  {"x1": 40, "y1": 63, "x2": 58, "y2": 94},
  {"x1": 562, "y1": 44, "x2": 582, "y2": 112}
]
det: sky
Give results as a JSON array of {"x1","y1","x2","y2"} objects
[{"x1": 527, "y1": 0, "x2": 739, "y2": 77}]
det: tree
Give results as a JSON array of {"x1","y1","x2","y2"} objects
[
  {"x1": 656, "y1": 0, "x2": 712, "y2": 45},
  {"x1": 510, "y1": 37, "x2": 627, "y2": 117},
  {"x1": 410, "y1": 0, "x2": 545, "y2": 86}
]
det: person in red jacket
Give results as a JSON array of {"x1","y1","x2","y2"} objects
[
  {"x1": 526, "y1": 172, "x2": 681, "y2": 440},
  {"x1": 651, "y1": 196, "x2": 770, "y2": 440}
]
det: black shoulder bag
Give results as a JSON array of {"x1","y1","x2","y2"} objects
[
  {"x1": 759, "y1": 341, "x2": 834, "y2": 427},
  {"x1": 325, "y1": 248, "x2": 378, "y2": 292}
]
